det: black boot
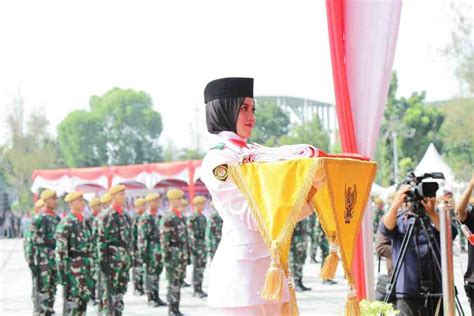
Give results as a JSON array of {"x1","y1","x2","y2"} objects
[
  {"x1": 154, "y1": 289, "x2": 167, "y2": 306},
  {"x1": 296, "y1": 278, "x2": 311, "y2": 292},
  {"x1": 148, "y1": 292, "x2": 159, "y2": 307},
  {"x1": 181, "y1": 281, "x2": 190, "y2": 288},
  {"x1": 168, "y1": 303, "x2": 184, "y2": 316},
  {"x1": 193, "y1": 284, "x2": 207, "y2": 298}
]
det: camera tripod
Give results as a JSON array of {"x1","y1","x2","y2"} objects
[{"x1": 383, "y1": 205, "x2": 465, "y2": 315}]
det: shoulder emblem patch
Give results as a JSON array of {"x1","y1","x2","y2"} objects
[
  {"x1": 210, "y1": 143, "x2": 226, "y2": 150},
  {"x1": 213, "y1": 164, "x2": 229, "y2": 181}
]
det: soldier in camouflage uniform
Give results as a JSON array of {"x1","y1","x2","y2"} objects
[
  {"x1": 180, "y1": 198, "x2": 191, "y2": 288},
  {"x1": 24, "y1": 199, "x2": 45, "y2": 315},
  {"x1": 290, "y1": 217, "x2": 311, "y2": 292},
  {"x1": 205, "y1": 203, "x2": 223, "y2": 261},
  {"x1": 131, "y1": 198, "x2": 146, "y2": 296},
  {"x1": 100, "y1": 193, "x2": 112, "y2": 209},
  {"x1": 308, "y1": 212, "x2": 320, "y2": 263},
  {"x1": 138, "y1": 193, "x2": 166, "y2": 307},
  {"x1": 55, "y1": 191, "x2": 94, "y2": 315},
  {"x1": 187, "y1": 196, "x2": 208, "y2": 298},
  {"x1": 28, "y1": 189, "x2": 60, "y2": 315},
  {"x1": 86, "y1": 197, "x2": 102, "y2": 305},
  {"x1": 160, "y1": 189, "x2": 188, "y2": 316},
  {"x1": 97, "y1": 185, "x2": 132, "y2": 315},
  {"x1": 315, "y1": 221, "x2": 337, "y2": 285}
]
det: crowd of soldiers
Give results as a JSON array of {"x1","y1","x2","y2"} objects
[
  {"x1": 23, "y1": 185, "x2": 223, "y2": 316},
  {"x1": 290, "y1": 212, "x2": 338, "y2": 293},
  {"x1": 23, "y1": 184, "x2": 334, "y2": 315}
]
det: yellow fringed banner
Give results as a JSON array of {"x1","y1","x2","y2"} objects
[
  {"x1": 319, "y1": 240, "x2": 339, "y2": 280},
  {"x1": 229, "y1": 157, "x2": 376, "y2": 316}
]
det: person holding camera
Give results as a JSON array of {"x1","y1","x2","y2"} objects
[
  {"x1": 379, "y1": 185, "x2": 458, "y2": 315},
  {"x1": 455, "y1": 175, "x2": 474, "y2": 315}
]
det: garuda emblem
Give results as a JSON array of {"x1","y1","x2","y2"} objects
[{"x1": 344, "y1": 184, "x2": 357, "y2": 224}]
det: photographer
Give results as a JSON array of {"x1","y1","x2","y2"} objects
[
  {"x1": 379, "y1": 185, "x2": 458, "y2": 315},
  {"x1": 455, "y1": 176, "x2": 474, "y2": 314}
]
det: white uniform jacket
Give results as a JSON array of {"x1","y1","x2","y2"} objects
[{"x1": 201, "y1": 131, "x2": 290, "y2": 308}]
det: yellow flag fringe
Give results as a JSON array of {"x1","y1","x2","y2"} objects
[
  {"x1": 261, "y1": 242, "x2": 285, "y2": 301},
  {"x1": 345, "y1": 295, "x2": 360, "y2": 316},
  {"x1": 319, "y1": 250, "x2": 339, "y2": 280}
]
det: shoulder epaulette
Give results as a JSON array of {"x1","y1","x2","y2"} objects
[{"x1": 210, "y1": 143, "x2": 226, "y2": 150}]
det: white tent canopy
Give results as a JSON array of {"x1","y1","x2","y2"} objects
[{"x1": 414, "y1": 143, "x2": 458, "y2": 190}]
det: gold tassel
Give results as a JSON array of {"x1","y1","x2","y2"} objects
[
  {"x1": 282, "y1": 274, "x2": 299, "y2": 316},
  {"x1": 345, "y1": 286, "x2": 360, "y2": 316},
  {"x1": 319, "y1": 241, "x2": 339, "y2": 280},
  {"x1": 260, "y1": 261, "x2": 285, "y2": 301},
  {"x1": 260, "y1": 242, "x2": 285, "y2": 301}
]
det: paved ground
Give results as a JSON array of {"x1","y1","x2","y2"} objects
[{"x1": 0, "y1": 238, "x2": 470, "y2": 315}]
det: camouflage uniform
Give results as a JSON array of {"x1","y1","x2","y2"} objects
[
  {"x1": 24, "y1": 214, "x2": 40, "y2": 314},
  {"x1": 160, "y1": 212, "x2": 188, "y2": 312},
  {"x1": 290, "y1": 217, "x2": 311, "y2": 289},
  {"x1": 138, "y1": 212, "x2": 165, "y2": 306},
  {"x1": 186, "y1": 212, "x2": 207, "y2": 297},
  {"x1": 97, "y1": 206, "x2": 132, "y2": 315},
  {"x1": 55, "y1": 213, "x2": 94, "y2": 315},
  {"x1": 205, "y1": 210, "x2": 223, "y2": 260},
  {"x1": 316, "y1": 221, "x2": 329, "y2": 264},
  {"x1": 90, "y1": 214, "x2": 103, "y2": 308},
  {"x1": 28, "y1": 211, "x2": 60, "y2": 315},
  {"x1": 131, "y1": 213, "x2": 144, "y2": 295},
  {"x1": 308, "y1": 213, "x2": 319, "y2": 262}
]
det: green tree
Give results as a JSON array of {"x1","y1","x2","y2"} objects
[
  {"x1": 58, "y1": 88, "x2": 163, "y2": 167},
  {"x1": 378, "y1": 72, "x2": 446, "y2": 185},
  {"x1": 251, "y1": 100, "x2": 291, "y2": 146},
  {"x1": 1, "y1": 94, "x2": 59, "y2": 212},
  {"x1": 279, "y1": 115, "x2": 330, "y2": 151},
  {"x1": 439, "y1": 98, "x2": 474, "y2": 181}
]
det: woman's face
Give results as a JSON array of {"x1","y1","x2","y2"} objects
[{"x1": 236, "y1": 97, "x2": 256, "y2": 138}]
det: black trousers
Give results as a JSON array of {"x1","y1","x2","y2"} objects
[{"x1": 396, "y1": 297, "x2": 443, "y2": 316}]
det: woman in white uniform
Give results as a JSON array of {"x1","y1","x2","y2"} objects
[{"x1": 201, "y1": 78, "x2": 315, "y2": 316}]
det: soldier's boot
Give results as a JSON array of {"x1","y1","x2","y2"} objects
[
  {"x1": 168, "y1": 303, "x2": 184, "y2": 316},
  {"x1": 181, "y1": 281, "x2": 190, "y2": 288},
  {"x1": 295, "y1": 278, "x2": 311, "y2": 292},
  {"x1": 148, "y1": 292, "x2": 160, "y2": 307},
  {"x1": 193, "y1": 284, "x2": 207, "y2": 299},
  {"x1": 154, "y1": 289, "x2": 167, "y2": 306},
  {"x1": 134, "y1": 283, "x2": 144, "y2": 296}
]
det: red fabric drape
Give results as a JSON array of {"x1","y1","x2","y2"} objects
[{"x1": 326, "y1": 0, "x2": 367, "y2": 300}]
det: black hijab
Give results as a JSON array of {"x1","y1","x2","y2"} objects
[{"x1": 205, "y1": 97, "x2": 245, "y2": 134}]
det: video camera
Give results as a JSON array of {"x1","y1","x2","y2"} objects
[{"x1": 403, "y1": 171, "x2": 444, "y2": 203}]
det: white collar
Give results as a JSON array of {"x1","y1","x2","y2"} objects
[{"x1": 217, "y1": 131, "x2": 247, "y2": 142}]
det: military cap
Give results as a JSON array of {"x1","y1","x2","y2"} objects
[
  {"x1": 34, "y1": 199, "x2": 45, "y2": 208},
  {"x1": 100, "y1": 193, "x2": 112, "y2": 204},
  {"x1": 64, "y1": 191, "x2": 84, "y2": 203},
  {"x1": 167, "y1": 189, "x2": 184, "y2": 200},
  {"x1": 192, "y1": 196, "x2": 207, "y2": 205},
  {"x1": 145, "y1": 192, "x2": 160, "y2": 203},
  {"x1": 89, "y1": 197, "x2": 101, "y2": 207},
  {"x1": 40, "y1": 189, "x2": 57, "y2": 201},
  {"x1": 134, "y1": 198, "x2": 146, "y2": 207},
  {"x1": 109, "y1": 184, "x2": 126, "y2": 195}
]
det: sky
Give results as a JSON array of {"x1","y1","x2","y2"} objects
[{"x1": 0, "y1": 0, "x2": 467, "y2": 150}]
